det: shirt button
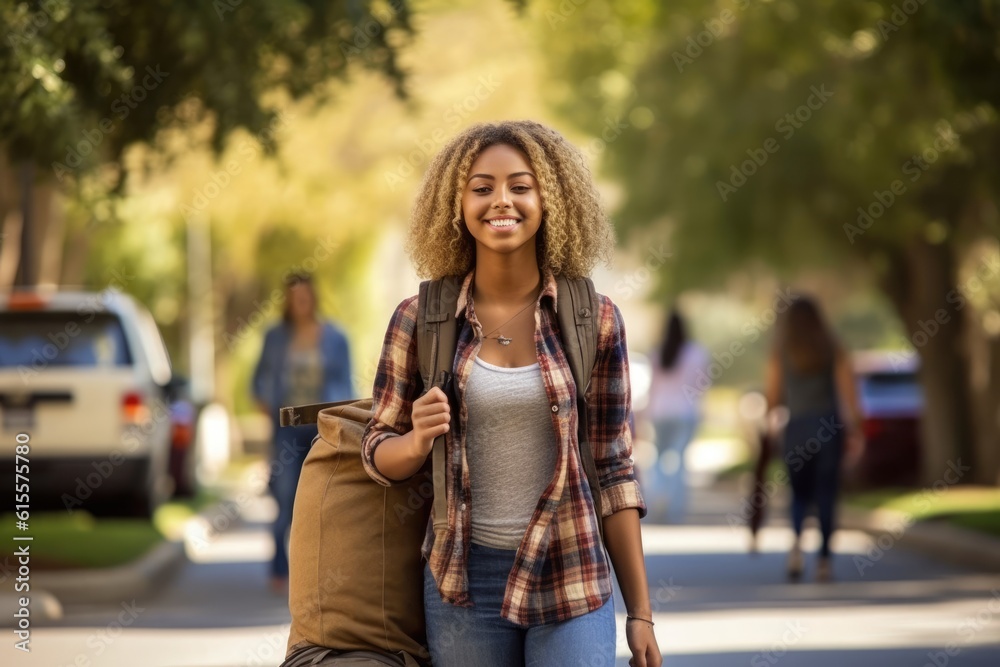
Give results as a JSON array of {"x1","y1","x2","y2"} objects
[
  {"x1": 460, "y1": 503, "x2": 467, "y2": 511},
  {"x1": 551, "y1": 404, "x2": 559, "y2": 413}
]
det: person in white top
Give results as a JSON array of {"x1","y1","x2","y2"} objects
[{"x1": 642, "y1": 309, "x2": 709, "y2": 523}]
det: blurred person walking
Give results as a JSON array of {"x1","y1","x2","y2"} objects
[
  {"x1": 252, "y1": 273, "x2": 353, "y2": 593},
  {"x1": 765, "y1": 296, "x2": 864, "y2": 582},
  {"x1": 642, "y1": 310, "x2": 708, "y2": 524},
  {"x1": 360, "y1": 121, "x2": 661, "y2": 667}
]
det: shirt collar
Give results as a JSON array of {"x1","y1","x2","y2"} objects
[{"x1": 454, "y1": 265, "x2": 559, "y2": 320}]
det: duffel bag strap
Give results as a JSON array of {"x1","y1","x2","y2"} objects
[{"x1": 279, "y1": 398, "x2": 360, "y2": 427}]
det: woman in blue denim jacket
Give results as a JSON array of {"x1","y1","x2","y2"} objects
[{"x1": 252, "y1": 273, "x2": 353, "y2": 592}]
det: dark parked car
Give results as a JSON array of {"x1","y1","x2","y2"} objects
[
  {"x1": 852, "y1": 351, "x2": 923, "y2": 488},
  {"x1": 168, "y1": 376, "x2": 199, "y2": 498}
]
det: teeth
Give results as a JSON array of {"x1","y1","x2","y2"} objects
[{"x1": 490, "y1": 219, "x2": 517, "y2": 227}]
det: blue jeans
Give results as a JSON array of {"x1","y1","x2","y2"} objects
[
  {"x1": 268, "y1": 423, "x2": 318, "y2": 578},
  {"x1": 651, "y1": 416, "x2": 698, "y2": 523},
  {"x1": 423, "y1": 542, "x2": 617, "y2": 667},
  {"x1": 783, "y1": 412, "x2": 844, "y2": 557}
]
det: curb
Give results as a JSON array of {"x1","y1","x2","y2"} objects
[
  {"x1": 0, "y1": 496, "x2": 248, "y2": 622},
  {"x1": 840, "y1": 505, "x2": 1000, "y2": 574},
  {"x1": 0, "y1": 589, "x2": 63, "y2": 623},
  {"x1": 32, "y1": 538, "x2": 186, "y2": 605}
]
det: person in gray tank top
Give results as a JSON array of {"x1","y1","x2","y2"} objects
[{"x1": 765, "y1": 296, "x2": 865, "y2": 582}]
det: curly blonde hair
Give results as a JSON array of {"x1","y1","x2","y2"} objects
[{"x1": 406, "y1": 120, "x2": 616, "y2": 279}]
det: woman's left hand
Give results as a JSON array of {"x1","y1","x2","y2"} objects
[{"x1": 626, "y1": 618, "x2": 662, "y2": 667}]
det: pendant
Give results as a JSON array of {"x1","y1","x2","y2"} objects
[{"x1": 496, "y1": 335, "x2": 512, "y2": 346}]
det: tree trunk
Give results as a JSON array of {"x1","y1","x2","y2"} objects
[
  {"x1": 968, "y1": 315, "x2": 1000, "y2": 485},
  {"x1": 15, "y1": 163, "x2": 35, "y2": 286},
  {"x1": 0, "y1": 152, "x2": 16, "y2": 287},
  {"x1": 882, "y1": 238, "x2": 976, "y2": 486},
  {"x1": 0, "y1": 161, "x2": 58, "y2": 289}
]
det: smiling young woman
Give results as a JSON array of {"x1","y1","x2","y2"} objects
[{"x1": 361, "y1": 121, "x2": 662, "y2": 667}]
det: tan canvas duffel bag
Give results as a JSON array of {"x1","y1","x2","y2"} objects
[{"x1": 283, "y1": 397, "x2": 431, "y2": 666}]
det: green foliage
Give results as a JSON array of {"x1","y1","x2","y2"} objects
[
  {"x1": 1, "y1": 0, "x2": 412, "y2": 177},
  {"x1": 533, "y1": 0, "x2": 1000, "y2": 296}
]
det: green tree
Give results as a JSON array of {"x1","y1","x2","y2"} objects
[
  {"x1": 0, "y1": 0, "x2": 411, "y2": 284},
  {"x1": 2, "y1": 0, "x2": 410, "y2": 169},
  {"x1": 532, "y1": 0, "x2": 1000, "y2": 484}
]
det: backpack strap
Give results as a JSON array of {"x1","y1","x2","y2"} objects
[
  {"x1": 416, "y1": 276, "x2": 462, "y2": 534},
  {"x1": 555, "y1": 275, "x2": 604, "y2": 541}
]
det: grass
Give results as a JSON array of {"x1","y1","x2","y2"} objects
[
  {"x1": 844, "y1": 486, "x2": 1000, "y2": 538},
  {"x1": 718, "y1": 458, "x2": 1000, "y2": 540},
  {"x1": 1, "y1": 488, "x2": 222, "y2": 570},
  {"x1": 0, "y1": 512, "x2": 163, "y2": 570},
  {"x1": 154, "y1": 488, "x2": 222, "y2": 540}
]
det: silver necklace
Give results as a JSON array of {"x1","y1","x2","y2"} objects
[{"x1": 479, "y1": 293, "x2": 537, "y2": 346}]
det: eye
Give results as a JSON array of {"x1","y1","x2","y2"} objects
[
  {"x1": 511, "y1": 185, "x2": 531, "y2": 193},
  {"x1": 472, "y1": 186, "x2": 492, "y2": 194}
]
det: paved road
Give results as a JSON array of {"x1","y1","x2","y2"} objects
[{"x1": 17, "y1": 479, "x2": 1000, "y2": 666}]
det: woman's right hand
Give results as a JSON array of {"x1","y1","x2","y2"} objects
[
  {"x1": 844, "y1": 429, "x2": 865, "y2": 470},
  {"x1": 411, "y1": 386, "x2": 451, "y2": 456}
]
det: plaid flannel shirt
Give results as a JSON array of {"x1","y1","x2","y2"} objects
[{"x1": 361, "y1": 266, "x2": 646, "y2": 627}]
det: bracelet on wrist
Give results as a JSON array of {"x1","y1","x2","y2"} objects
[{"x1": 626, "y1": 614, "x2": 654, "y2": 626}]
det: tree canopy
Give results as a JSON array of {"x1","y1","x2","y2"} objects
[
  {"x1": 1, "y1": 0, "x2": 411, "y2": 179},
  {"x1": 530, "y1": 0, "x2": 1000, "y2": 482}
]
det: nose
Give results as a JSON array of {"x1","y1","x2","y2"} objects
[{"x1": 492, "y1": 186, "x2": 512, "y2": 209}]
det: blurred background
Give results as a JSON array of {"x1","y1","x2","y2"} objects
[{"x1": 1, "y1": 0, "x2": 999, "y2": 665}]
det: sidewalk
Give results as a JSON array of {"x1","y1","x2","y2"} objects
[{"x1": 715, "y1": 472, "x2": 1000, "y2": 574}]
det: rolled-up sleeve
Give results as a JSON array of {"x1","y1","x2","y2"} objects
[
  {"x1": 585, "y1": 296, "x2": 647, "y2": 518},
  {"x1": 360, "y1": 295, "x2": 420, "y2": 487}
]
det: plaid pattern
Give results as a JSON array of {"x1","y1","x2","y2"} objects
[{"x1": 361, "y1": 266, "x2": 646, "y2": 627}]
